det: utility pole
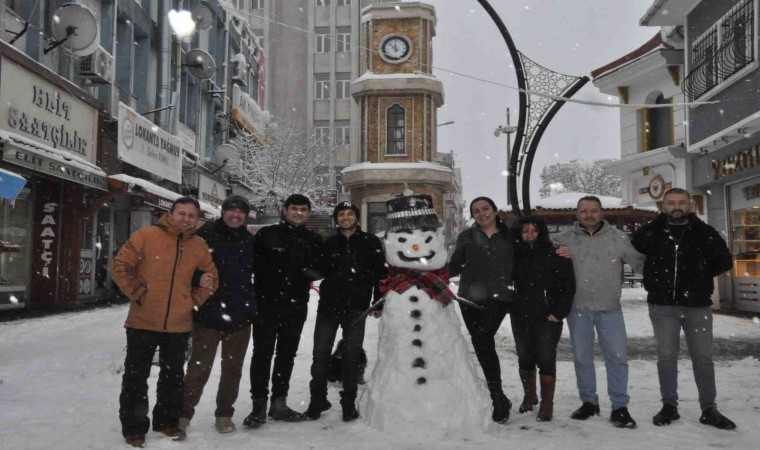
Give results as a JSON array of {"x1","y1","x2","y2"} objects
[{"x1": 494, "y1": 108, "x2": 516, "y2": 205}]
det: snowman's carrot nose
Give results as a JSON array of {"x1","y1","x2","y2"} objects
[{"x1": 412, "y1": 244, "x2": 420, "y2": 252}]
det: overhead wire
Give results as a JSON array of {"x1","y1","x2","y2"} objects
[{"x1": 234, "y1": 7, "x2": 720, "y2": 109}]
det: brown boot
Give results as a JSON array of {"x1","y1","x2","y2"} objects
[
  {"x1": 518, "y1": 370, "x2": 538, "y2": 413},
  {"x1": 537, "y1": 374, "x2": 556, "y2": 422}
]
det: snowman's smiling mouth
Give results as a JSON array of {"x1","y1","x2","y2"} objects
[{"x1": 397, "y1": 251, "x2": 436, "y2": 262}]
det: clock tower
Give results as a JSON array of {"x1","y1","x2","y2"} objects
[{"x1": 341, "y1": 1, "x2": 453, "y2": 234}]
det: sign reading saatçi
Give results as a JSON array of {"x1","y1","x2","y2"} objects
[{"x1": 117, "y1": 102, "x2": 182, "y2": 183}]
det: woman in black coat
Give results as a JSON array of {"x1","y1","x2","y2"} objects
[
  {"x1": 511, "y1": 216, "x2": 575, "y2": 422},
  {"x1": 449, "y1": 196, "x2": 514, "y2": 423}
]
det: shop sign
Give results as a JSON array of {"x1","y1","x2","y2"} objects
[
  {"x1": 231, "y1": 84, "x2": 267, "y2": 138},
  {"x1": 198, "y1": 173, "x2": 226, "y2": 208},
  {"x1": 143, "y1": 191, "x2": 217, "y2": 222},
  {"x1": 0, "y1": 58, "x2": 97, "y2": 163},
  {"x1": 1, "y1": 144, "x2": 107, "y2": 190},
  {"x1": 711, "y1": 145, "x2": 760, "y2": 179},
  {"x1": 30, "y1": 182, "x2": 60, "y2": 307},
  {"x1": 118, "y1": 102, "x2": 182, "y2": 183}
]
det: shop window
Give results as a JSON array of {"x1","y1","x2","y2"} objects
[
  {"x1": 731, "y1": 208, "x2": 760, "y2": 277},
  {"x1": 0, "y1": 188, "x2": 32, "y2": 308},
  {"x1": 367, "y1": 202, "x2": 386, "y2": 235}
]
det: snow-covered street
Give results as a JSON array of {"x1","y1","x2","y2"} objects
[{"x1": 1, "y1": 288, "x2": 758, "y2": 450}]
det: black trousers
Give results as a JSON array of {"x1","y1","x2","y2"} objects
[
  {"x1": 309, "y1": 311, "x2": 366, "y2": 400},
  {"x1": 510, "y1": 316, "x2": 563, "y2": 376},
  {"x1": 250, "y1": 303, "x2": 308, "y2": 400},
  {"x1": 460, "y1": 300, "x2": 510, "y2": 395},
  {"x1": 119, "y1": 328, "x2": 189, "y2": 438}
]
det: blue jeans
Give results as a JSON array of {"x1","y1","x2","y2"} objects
[
  {"x1": 566, "y1": 308, "x2": 630, "y2": 409},
  {"x1": 648, "y1": 304, "x2": 716, "y2": 411}
]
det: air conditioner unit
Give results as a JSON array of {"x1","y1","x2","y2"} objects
[
  {"x1": 230, "y1": 53, "x2": 247, "y2": 87},
  {"x1": 78, "y1": 46, "x2": 114, "y2": 84}
]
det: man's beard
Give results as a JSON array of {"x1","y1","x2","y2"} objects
[{"x1": 666, "y1": 210, "x2": 688, "y2": 224}]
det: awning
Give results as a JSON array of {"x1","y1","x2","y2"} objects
[
  {"x1": 0, "y1": 130, "x2": 107, "y2": 191},
  {"x1": 0, "y1": 167, "x2": 27, "y2": 199},
  {"x1": 108, "y1": 174, "x2": 221, "y2": 221}
]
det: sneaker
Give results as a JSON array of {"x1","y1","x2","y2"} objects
[
  {"x1": 570, "y1": 402, "x2": 600, "y2": 420},
  {"x1": 125, "y1": 435, "x2": 145, "y2": 448},
  {"x1": 610, "y1": 407, "x2": 637, "y2": 429},
  {"x1": 699, "y1": 407, "x2": 737, "y2": 430},
  {"x1": 652, "y1": 404, "x2": 680, "y2": 426},
  {"x1": 215, "y1": 417, "x2": 235, "y2": 434},
  {"x1": 157, "y1": 426, "x2": 187, "y2": 440}
]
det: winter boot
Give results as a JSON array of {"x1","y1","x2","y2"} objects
[
  {"x1": 518, "y1": 370, "x2": 538, "y2": 413},
  {"x1": 268, "y1": 397, "x2": 306, "y2": 422},
  {"x1": 242, "y1": 398, "x2": 268, "y2": 428},
  {"x1": 215, "y1": 417, "x2": 235, "y2": 433},
  {"x1": 652, "y1": 403, "x2": 679, "y2": 426},
  {"x1": 491, "y1": 390, "x2": 512, "y2": 424},
  {"x1": 305, "y1": 396, "x2": 332, "y2": 420},
  {"x1": 177, "y1": 417, "x2": 190, "y2": 431},
  {"x1": 699, "y1": 407, "x2": 736, "y2": 430},
  {"x1": 340, "y1": 391, "x2": 359, "y2": 422},
  {"x1": 536, "y1": 374, "x2": 556, "y2": 422},
  {"x1": 125, "y1": 435, "x2": 145, "y2": 448}
]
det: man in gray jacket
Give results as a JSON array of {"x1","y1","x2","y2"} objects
[{"x1": 554, "y1": 196, "x2": 644, "y2": 429}]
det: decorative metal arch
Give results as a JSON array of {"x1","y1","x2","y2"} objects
[{"x1": 477, "y1": 0, "x2": 589, "y2": 217}]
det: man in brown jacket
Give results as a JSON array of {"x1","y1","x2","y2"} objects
[{"x1": 112, "y1": 197, "x2": 218, "y2": 448}]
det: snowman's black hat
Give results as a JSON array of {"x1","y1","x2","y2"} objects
[{"x1": 385, "y1": 194, "x2": 442, "y2": 232}]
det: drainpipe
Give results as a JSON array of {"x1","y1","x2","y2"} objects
[
  {"x1": 159, "y1": 0, "x2": 172, "y2": 128},
  {"x1": 222, "y1": 15, "x2": 230, "y2": 145},
  {"x1": 110, "y1": 0, "x2": 119, "y2": 114},
  {"x1": 174, "y1": 0, "x2": 184, "y2": 134}
]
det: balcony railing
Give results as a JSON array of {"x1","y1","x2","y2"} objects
[{"x1": 682, "y1": 0, "x2": 755, "y2": 100}]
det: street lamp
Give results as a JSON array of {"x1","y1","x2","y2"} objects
[
  {"x1": 437, "y1": 121, "x2": 455, "y2": 127},
  {"x1": 494, "y1": 108, "x2": 517, "y2": 205}
]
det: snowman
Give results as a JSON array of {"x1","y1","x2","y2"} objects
[{"x1": 358, "y1": 195, "x2": 492, "y2": 437}]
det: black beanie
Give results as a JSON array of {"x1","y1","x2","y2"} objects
[
  {"x1": 222, "y1": 195, "x2": 251, "y2": 215},
  {"x1": 333, "y1": 201, "x2": 360, "y2": 223}
]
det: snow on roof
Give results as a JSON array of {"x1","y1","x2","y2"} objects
[
  {"x1": 341, "y1": 161, "x2": 453, "y2": 173},
  {"x1": 109, "y1": 173, "x2": 221, "y2": 218},
  {"x1": 0, "y1": 129, "x2": 105, "y2": 176},
  {"x1": 590, "y1": 33, "x2": 674, "y2": 80},
  {"x1": 533, "y1": 192, "x2": 658, "y2": 211}
]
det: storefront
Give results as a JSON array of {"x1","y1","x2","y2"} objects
[
  {"x1": 727, "y1": 176, "x2": 760, "y2": 313},
  {"x1": 0, "y1": 48, "x2": 106, "y2": 309},
  {"x1": 694, "y1": 140, "x2": 760, "y2": 313}
]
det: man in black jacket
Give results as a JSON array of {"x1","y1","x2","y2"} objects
[
  {"x1": 631, "y1": 188, "x2": 736, "y2": 430},
  {"x1": 304, "y1": 202, "x2": 387, "y2": 422},
  {"x1": 244, "y1": 194, "x2": 324, "y2": 426},
  {"x1": 179, "y1": 195, "x2": 256, "y2": 434}
]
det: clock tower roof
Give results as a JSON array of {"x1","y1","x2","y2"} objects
[{"x1": 361, "y1": 2, "x2": 437, "y2": 35}]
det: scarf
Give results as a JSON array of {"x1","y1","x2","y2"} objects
[{"x1": 380, "y1": 267, "x2": 455, "y2": 306}]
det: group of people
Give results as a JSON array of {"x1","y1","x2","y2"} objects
[
  {"x1": 112, "y1": 194, "x2": 385, "y2": 448},
  {"x1": 450, "y1": 189, "x2": 736, "y2": 431},
  {"x1": 111, "y1": 187, "x2": 737, "y2": 447}
]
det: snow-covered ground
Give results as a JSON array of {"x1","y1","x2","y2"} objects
[{"x1": 1, "y1": 288, "x2": 758, "y2": 450}]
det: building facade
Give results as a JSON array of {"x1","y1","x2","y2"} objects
[
  {"x1": 598, "y1": 0, "x2": 760, "y2": 313},
  {"x1": 0, "y1": 0, "x2": 266, "y2": 309}
]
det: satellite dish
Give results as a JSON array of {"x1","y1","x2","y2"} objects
[
  {"x1": 192, "y1": 4, "x2": 214, "y2": 31},
  {"x1": 183, "y1": 49, "x2": 216, "y2": 80},
  {"x1": 47, "y1": 3, "x2": 99, "y2": 56},
  {"x1": 213, "y1": 144, "x2": 240, "y2": 168}
]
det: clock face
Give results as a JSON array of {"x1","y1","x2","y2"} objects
[{"x1": 381, "y1": 36, "x2": 410, "y2": 61}]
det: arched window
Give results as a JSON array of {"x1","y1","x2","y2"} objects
[
  {"x1": 386, "y1": 104, "x2": 406, "y2": 155},
  {"x1": 642, "y1": 94, "x2": 673, "y2": 151}
]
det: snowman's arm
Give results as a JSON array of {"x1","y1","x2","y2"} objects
[{"x1": 352, "y1": 296, "x2": 387, "y2": 325}]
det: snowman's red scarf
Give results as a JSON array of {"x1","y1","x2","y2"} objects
[{"x1": 380, "y1": 267, "x2": 454, "y2": 306}]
